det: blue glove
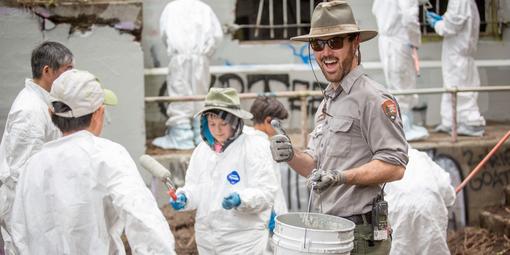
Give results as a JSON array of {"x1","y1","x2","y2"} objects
[
  {"x1": 222, "y1": 192, "x2": 241, "y2": 210},
  {"x1": 426, "y1": 11, "x2": 443, "y2": 28},
  {"x1": 169, "y1": 193, "x2": 187, "y2": 211},
  {"x1": 268, "y1": 210, "x2": 277, "y2": 234}
]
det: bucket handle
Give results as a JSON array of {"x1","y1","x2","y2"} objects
[{"x1": 303, "y1": 183, "x2": 316, "y2": 248}]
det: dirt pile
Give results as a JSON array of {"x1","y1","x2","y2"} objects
[
  {"x1": 162, "y1": 205, "x2": 198, "y2": 254},
  {"x1": 123, "y1": 205, "x2": 197, "y2": 255},
  {"x1": 448, "y1": 227, "x2": 510, "y2": 255}
]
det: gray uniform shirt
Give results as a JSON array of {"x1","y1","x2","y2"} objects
[{"x1": 305, "y1": 65, "x2": 409, "y2": 217}]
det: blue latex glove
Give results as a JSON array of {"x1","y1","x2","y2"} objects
[
  {"x1": 169, "y1": 193, "x2": 187, "y2": 211},
  {"x1": 426, "y1": 11, "x2": 443, "y2": 28},
  {"x1": 222, "y1": 192, "x2": 241, "y2": 210},
  {"x1": 268, "y1": 210, "x2": 277, "y2": 234}
]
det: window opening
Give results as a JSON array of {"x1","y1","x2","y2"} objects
[
  {"x1": 419, "y1": 0, "x2": 503, "y2": 39},
  {"x1": 234, "y1": 0, "x2": 324, "y2": 41}
]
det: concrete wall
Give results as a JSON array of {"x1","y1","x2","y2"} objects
[
  {"x1": 0, "y1": 4, "x2": 150, "y2": 182},
  {"x1": 420, "y1": 142, "x2": 510, "y2": 226},
  {"x1": 143, "y1": 0, "x2": 510, "y2": 137}
]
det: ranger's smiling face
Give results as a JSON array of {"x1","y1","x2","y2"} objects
[{"x1": 313, "y1": 35, "x2": 359, "y2": 83}]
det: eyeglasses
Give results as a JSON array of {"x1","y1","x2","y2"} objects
[{"x1": 310, "y1": 36, "x2": 346, "y2": 52}]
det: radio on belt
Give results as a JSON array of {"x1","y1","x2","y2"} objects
[{"x1": 371, "y1": 193, "x2": 389, "y2": 241}]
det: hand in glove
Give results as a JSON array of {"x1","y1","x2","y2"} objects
[
  {"x1": 270, "y1": 119, "x2": 294, "y2": 162},
  {"x1": 426, "y1": 11, "x2": 443, "y2": 28},
  {"x1": 222, "y1": 192, "x2": 241, "y2": 210},
  {"x1": 169, "y1": 193, "x2": 187, "y2": 211},
  {"x1": 307, "y1": 169, "x2": 346, "y2": 193},
  {"x1": 268, "y1": 210, "x2": 277, "y2": 234}
]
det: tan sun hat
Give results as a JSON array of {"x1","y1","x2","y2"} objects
[
  {"x1": 291, "y1": 1, "x2": 377, "y2": 42},
  {"x1": 195, "y1": 88, "x2": 253, "y2": 120},
  {"x1": 50, "y1": 69, "x2": 118, "y2": 118}
]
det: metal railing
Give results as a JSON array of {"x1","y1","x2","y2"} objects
[
  {"x1": 144, "y1": 60, "x2": 510, "y2": 76},
  {"x1": 145, "y1": 86, "x2": 510, "y2": 147}
]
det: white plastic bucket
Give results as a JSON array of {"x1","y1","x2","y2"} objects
[{"x1": 272, "y1": 212, "x2": 355, "y2": 255}]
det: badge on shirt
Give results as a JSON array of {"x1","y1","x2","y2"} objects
[
  {"x1": 227, "y1": 170, "x2": 240, "y2": 185},
  {"x1": 381, "y1": 99, "x2": 398, "y2": 122}
]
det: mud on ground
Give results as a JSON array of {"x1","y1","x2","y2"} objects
[
  {"x1": 163, "y1": 205, "x2": 198, "y2": 254},
  {"x1": 123, "y1": 205, "x2": 198, "y2": 255},
  {"x1": 448, "y1": 227, "x2": 510, "y2": 255}
]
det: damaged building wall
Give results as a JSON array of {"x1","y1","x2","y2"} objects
[{"x1": 0, "y1": 2, "x2": 151, "y2": 182}]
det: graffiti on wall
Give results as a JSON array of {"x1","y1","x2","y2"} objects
[
  {"x1": 421, "y1": 146, "x2": 510, "y2": 227},
  {"x1": 285, "y1": 43, "x2": 314, "y2": 64},
  {"x1": 463, "y1": 147, "x2": 510, "y2": 191},
  {"x1": 157, "y1": 73, "x2": 327, "y2": 118}
]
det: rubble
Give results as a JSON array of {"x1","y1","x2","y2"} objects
[
  {"x1": 123, "y1": 205, "x2": 198, "y2": 255},
  {"x1": 448, "y1": 227, "x2": 510, "y2": 255}
]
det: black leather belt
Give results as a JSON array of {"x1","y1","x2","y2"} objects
[{"x1": 344, "y1": 211, "x2": 372, "y2": 225}]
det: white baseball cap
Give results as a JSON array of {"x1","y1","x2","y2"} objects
[{"x1": 50, "y1": 69, "x2": 118, "y2": 118}]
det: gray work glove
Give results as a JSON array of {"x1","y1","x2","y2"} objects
[
  {"x1": 307, "y1": 169, "x2": 345, "y2": 193},
  {"x1": 270, "y1": 119, "x2": 294, "y2": 162}
]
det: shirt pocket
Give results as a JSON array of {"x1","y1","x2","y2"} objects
[{"x1": 326, "y1": 118, "x2": 353, "y2": 157}]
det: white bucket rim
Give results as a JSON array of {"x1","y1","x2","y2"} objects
[
  {"x1": 275, "y1": 212, "x2": 356, "y2": 233},
  {"x1": 272, "y1": 233, "x2": 355, "y2": 253},
  {"x1": 273, "y1": 231, "x2": 355, "y2": 245}
]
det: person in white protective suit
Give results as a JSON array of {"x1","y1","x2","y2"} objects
[
  {"x1": 385, "y1": 147, "x2": 456, "y2": 255},
  {"x1": 244, "y1": 96, "x2": 289, "y2": 253},
  {"x1": 0, "y1": 41, "x2": 74, "y2": 255},
  {"x1": 426, "y1": 0, "x2": 485, "y2": 136},
  {"x1": 169, "y1": 88, "x2": 278, "y2": 254},
  {"x1": 372, "y1": 0, "x2": 429, "y2": 141},
  {"x1": 10, "y1": 69, "x2": 176, "y2": 254},
  {"x1": 153, "y1": 0, "x2": 224, "y2": 150}
]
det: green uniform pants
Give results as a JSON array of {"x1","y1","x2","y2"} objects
[{"x1": 351, "y1": 223, "x2": 391, "y2": 255}]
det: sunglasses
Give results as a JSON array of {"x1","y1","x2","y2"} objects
[{"x1": 310, "y1": 36, "x2": 346, "y2": 51}]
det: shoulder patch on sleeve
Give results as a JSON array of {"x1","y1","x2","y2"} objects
[{"x1": 381, "y1": 99, "x2": 398, "y2": 122}]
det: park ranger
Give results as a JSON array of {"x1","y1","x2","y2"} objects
[{"x1": 270, "y1": 1, "x2": 409, "y2": 254}]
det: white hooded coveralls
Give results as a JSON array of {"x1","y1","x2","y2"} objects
[
  {"x1": 177, "y1": 133, "x2": 278, "y2": 254},
  {"x1": 243, "y1": 126, "x2": 288, "y2": 216},
  {"x1": 10, "y1": 131, "x2": 175, "y2": 255},
  {"x1": 372, "y1": 0, "x2": 420, "y2": 114},
  {"x1": 0, "y1": 79, "x2": 61, "y2": 253},
  {"x1": 385, "y1": 148, "x2": 455, "y2": 255},
  {"x1": 159, "y1": 0, "x2": 223, "y2": 127},
  {"x1": 433, "y1": 0, "x2": 485, "y2": 128}
]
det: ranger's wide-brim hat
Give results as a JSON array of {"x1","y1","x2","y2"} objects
[
  {"x1": 195, "y1": 87, "x2": 253, "y2": 120},
  {"x1": 291, "y1": 1, "x2": 377, "y2": 42}
]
